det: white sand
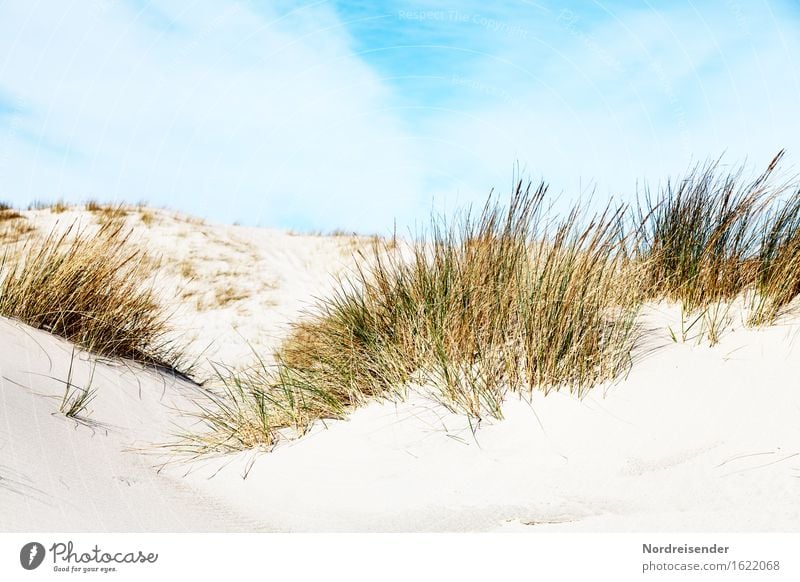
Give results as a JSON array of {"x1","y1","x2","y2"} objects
[{"x1": 1, "y1": 208, "x2": 799, "y2": 531}]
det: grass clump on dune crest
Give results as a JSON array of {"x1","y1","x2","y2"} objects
[
  {"x1": 278, "y1": 182, "x2": 642, "y2": 419},
  {"x1": 632, "y1": 151, "x2": 800, "y2": 340},
  {"x1": 161, "y1": 153, "x2": 800, "y2": 457},
  {"x1": 0, "y1": 201, "x2": 24, "y2": 221},
  {"x1": 182, "y1": 154, "x2": 800, "y2": 456},
  {"x1": 0, "y1": 202, "x2": 35, "y2": 243},
  {"x1": 180, "y1": 183, "x2": 644, "y2": 455},
  {"x1": 0, "y1": 221, "x2": 185, "y2": 370},
  {"x1": 750, "y1": 186, "x2": 800, "y2": 325},
  {"x1": 633, "y1": 153, "x2": 785, "y2": 309}
]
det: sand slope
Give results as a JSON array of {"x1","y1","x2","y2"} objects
[
  {"x1": 5, "y1": 208, "x2": 372, "y2": 375},
  {"x1": 1, "y1": 209, "x2": 799, "y2": 531},
  {"x1": 176, "y1": 312, "x2": 800, "y2": 531},
  {"x1": 0, "y1": 317, "x2": 252, "y2": 531}
]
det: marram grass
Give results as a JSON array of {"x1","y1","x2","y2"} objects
[
  {"x1": 633, "y1": 151, "x2": 800, "y2": 328},
  {"x1": 4, "y1": 155, "x2": 800, "y2": 457},
  {"x1": 179, "y1": 182, "x2": 645, "y2": 455},
  {"x1": 0, "y1": 220, "x2": 186, "y2": 372},
  {"x1": 181, "y1": 153, "x2": 800, "y2": 455}
]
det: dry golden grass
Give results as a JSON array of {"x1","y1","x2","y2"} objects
[
  {"x1": 139, "y1": 209, "x2": 155, "y2": 226},
  {"x1": 0, "y1": 221, "x2": 36, "y2": 244},
  {"x1": 27, "y1": 200, "x2": 66, "y2": 211},
  {"x1": 173, "y1": 361, "x2": 279, "y2": 456},
  {"x1": 749, "y1": 186, "x2": 800, "y2": 324},
  {"x1": 633, "y1": 154, "x2": 780, "y2": 307},
  {"x1": 632, "y1": 151, "x2": 800, "y2": 332},
  {"x1": 179, "y1": 183, "x2": 644, "y2": 455},
  {"x1": 84, "y1": 202, "x2": 129, "y2": 229},
  {"x1": 49, "y1": 200, "x2": 70, "y2": 213},
  {"x1": 0, "y1": 221, "x2": 186, "y2": 370},
  {"x1": 85, "y1": 200, "x2": 103, "y2": 212},
  {"x1": 0, "y1": 204, "x2": 36, "y2": 243},
  {"x1": 0, "y1": 202, "x2": 24, "y2": 221},
  {"x1": 278, "y1": 184, "x2": 641, "y2": 418},
  {"x1": 329, "y1": 228, "x2": 358, "y2": 237},
  {"x1": 179, "y1": 154, "x2": 800, "y2": 456},
  {"x1": 214, "y1": 285, "x2": 250, "y2": 306},
  {"x1": 176, "y1": 259, "x2": 197, "y2": 279}
]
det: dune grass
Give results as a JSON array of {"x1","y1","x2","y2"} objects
[
  {"x1": 749, "y1": 186, "x2": 800, "y2": 325},
  {"x1": 0, "y1": 203, "x2": 35, "y2": 243},
  {"x1": 179, "y1": 153, "x2": 800, "y2": 455},
  {"x1": 279, "y1": 183, "x2": 641, "y2": 416},
  {"x1": 0, "y1": 201, "x2": 24, "y2": 221},
  {"x1": 633, "y1": 154, "x2": 781, "y2": 307},
  {"x1": 59, "y1": 349, "x2": 99, "y2": 420},
  {"x1": 173, "y1": 358, "x2": 280, "y2": 456},
  {"x1": 179, "y1": 182, "x2": 644, "y2": 455},
  {"x1": 4, "y1": 157, "x2": 800, "y2": 457},
  {"x1": 0, "y1": 221, "x2": 186, "y2": 371},
  {"x1": 632, "y1": 151, "x2": 799, "y2": 340}
]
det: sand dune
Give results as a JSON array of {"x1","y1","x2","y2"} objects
[{"x1": 1, "y1": 208, "x2": 799, "y2": 531}]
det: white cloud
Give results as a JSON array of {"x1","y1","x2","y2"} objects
[
  {"x1": 412, "y1": 1, "x2": 800, "y2": 214},
  {"x1": 0, "y1": 0, "x2": 426, "y2": 232},
  {"x1": 1, "y1": 1, "x2": 798, "y2": 231}
]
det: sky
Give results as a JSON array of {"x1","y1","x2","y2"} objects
[{"x1": 1, "y1": 0, "x2": 799, "y2": 233}]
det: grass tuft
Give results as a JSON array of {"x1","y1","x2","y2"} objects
[
  {"x1": 0, "y1": 221, "x2": 186, "y2": 370},
  {"x1": 632, "y1": 151, "x2": 799, "y2": 338},
  {"x1": 50, "y1": 200, "x2": 70, "y2": 214},
  {"x1": 749, "y1": 185, "x2": 800, "y2": 324},
  {"x1": 181, "y1": 154, "x2": 800, "y2": 455},
  {"x1": 180, "y1": 182, "x2": 644, "y2": 453},
  {"x1": 173, "y1": 358, "x2": 280, "y2": 457},
  {"x1": 0, "y1": 204, "x2": 35, "y2": 242},
  {"x1": 59, "y1": 349, "x2": 99, "y2": 420},
  {"x1": 0, "y1": 202, "x2": 24, "y2": 221}
]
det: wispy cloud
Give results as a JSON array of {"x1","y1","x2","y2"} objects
[
  {"x1": 335, "y1": 1, "x2": 800, "y2": 214},
  {"x1": 0, "y1": 0, "x2": 427, "y2": 231},
  {"x1": 1, "y1": 1, "x2": 798, "y2": 231}
]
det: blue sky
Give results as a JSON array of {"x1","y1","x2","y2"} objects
[{"x1": 1, "y1": 1, "x2": 799, "y2": 232}]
